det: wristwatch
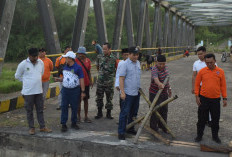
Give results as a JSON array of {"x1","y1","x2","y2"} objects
[
  {"x1": 81, "y1": 91, "x2": 85, "y2": 93},
  {"x1": 223, "y1": 98, "x2": 227, "y2": 100}
]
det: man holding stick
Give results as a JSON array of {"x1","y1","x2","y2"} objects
[{"x1": 149, "y1": 55, "x2": 171, "y2": 133}]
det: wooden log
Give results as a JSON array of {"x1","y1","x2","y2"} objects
[
  {"x1": 200, "y1": 144, "x2": 232, "y2": 153},
  {"x1": 144, "y1": 125, "x2": 170, "y2": 145},
  {"x1": 134, "y1": 77, "x2": 169, "y2": 143},
  {"x1": 126, "y1": 95, "x2": 177, "y2": 132}
]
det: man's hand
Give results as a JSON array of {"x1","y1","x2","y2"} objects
[
  {"x1": 120, "y1": 92, "x2": 126, "y2": 100},
  {"x1": 81, "y1": 93, "x2": 86, "y2": 100},
  {"x1": 158, "y1": 83, "x2": 165, "y2": 89},
  {"x1": 196, "y1": 96, "x2": 201, "y2": 106},
  {"x1": 191, "y1": 89, "x2": 195, "y2": 94},
  {"x1": 168, "y1": 89, "x2": 172, "y2": 98},
  {"x1": 223, "y1": 100, "x2": 227, "y2": 107},
  {"x1": 54, "y1": 77, "x2": 63, "y2": 82}
]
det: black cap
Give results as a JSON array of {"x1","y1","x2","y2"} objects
[
  {"x1": 28, "y1": 48, "x2": 39, "y2": 56},
  {"x1": 121, "y1": 48, "x2": 129, "y2": 54},
  {"x1": 128, "y1": 46, "x2": 139, "y2": 53},
  {"x1": 157, "y1": 55, "x2": 166, "y2": 62}
]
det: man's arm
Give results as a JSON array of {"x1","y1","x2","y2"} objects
[
  {"x1": 192, "y1": 71, "x2": 197, "y2": 94},
  {"x1": 221, "y1": 70, "x2": 227, "y2": 107},
  {"x1": 119, "y1": 76, "x2": 126, "y2": 100},
  {"x1": 79, "y1": 78, "x2": 86, "y2": 100},
  {"x1": 15, "y1": 62, "x2": 24, "y2": 82},
  {"x1": 194, "y1": 71, "x2": 202, "y2": 106},
  {"x1": 49, "y1": 59, "x2": 54, "y2": 71}
]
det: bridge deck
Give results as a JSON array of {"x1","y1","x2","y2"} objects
[{"x1": 0, "y1": 54, "x2": 231, "y2": 156}]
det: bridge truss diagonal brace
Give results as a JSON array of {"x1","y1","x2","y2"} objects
[
  {"x1": 0, "y1": 0, "x2": 17, "y2": 75},
  {"x1": 151, "y1": 2, "x2": 161, "y2": 48},
  {"x1": 136, "y1": 0, "x2": 147, "y2": 47},
  {"x1": 112, "y1": 0, "x2": 126, "y2": 50},
  {"x1": 36, "y1": 0, "x2": 61, "y2": 55},
  {"x1": 93, "y1": 0, "x2": 108, "y2": 45},
  {"x1": 72, "y1": 0, "x2": 90, "y2": 52},
  {"x1": 125, "y1": 0, "x2": 135, "y2": 47}
]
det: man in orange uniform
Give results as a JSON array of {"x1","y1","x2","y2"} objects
[
  {"x1": 39, "y1": 48, "x2": 53, "y2": 109},
  {"x1": 195, "y1": 53, "x2": 227, "y2": 144},
  {"x1": 55, "y1": 46, "x2": 71, "y2": 110}
]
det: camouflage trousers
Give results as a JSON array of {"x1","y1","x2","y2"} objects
[{"x1": 96, "y1": 81, "x2": 114, "y2": 110}]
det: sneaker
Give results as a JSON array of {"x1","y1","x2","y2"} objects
[
  {"x1": 194, "y1": 136, "x2": 202, "y2": 142},
  {"x1": 212, "y1": 137, "x2": 221, "y2": 144},
  {"x1": 118, "y1": 134, "x2": 125, "y2": 140},
  {"x1": 126, "y1": 129, "x2": 137, "y2": 135},
  {"x1": 40, "y1": 127, "x2": 52, "y2": 133},
  {"x1": 61, "y1": 124, "x2": 68, "y2": 132},
  {"x1": 56, "y1": 106, "x2": 61, "y2": 110},
  {"x1": 71, "y1": 123, "x2": 80, "y2": 130},
  {"x1": 29, "y1": 128, "x2": 35, "y2": 135}
]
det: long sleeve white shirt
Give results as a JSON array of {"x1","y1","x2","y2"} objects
[{"x1": 15, "y1": 58, "x2": 44, "y2": 95}]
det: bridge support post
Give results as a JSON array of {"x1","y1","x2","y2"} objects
[
  {"x1": 144, "y1": 2, "x2": 151, "y2": 54},
  {"x1": 136, "y1": 0, "x2": 146, "y2": 47},
  {"x1": 181, "y1": 19, "x2": 186, "y2": 52},
  {"x1": 171, "y1": 14, "x2": 177, "y2": 48},
  {"x1": 177, "y1": 16, "x2": 182, "y2": 52},
  {"x1": 151, "y1": 2, "x2": 160, "y2": 48},
  {"x1": 125, "y1": 0, "x2": 134, "y2": 47},
  {"x1": 93, "y1": 0, "x2": 108, "y2": 45},
  {"x1": 71, "y1": 0, "x2": 90, "y2": 52},
  {"x1": 163, "y1": 8, "x2": 170, "y2": 53},
  {"x1": 112, "y1": 0, "x2": 126, "y2": 52},
  {"x1": 0, "y1": 0, "x2": 17, "y2": 75},
  {"x1": 36, "y1": 0, "x2": 61, "y2": 55},
  {"x1": 157, "y1": 5, "x2": 163, "y2": 48},
  {"x1": 192, "y1": 26, "x2": 195, "y2": 47}
]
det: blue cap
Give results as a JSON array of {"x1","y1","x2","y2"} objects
[{"x1": 77, "y1": 46, "x2": 87, "y2": 54}]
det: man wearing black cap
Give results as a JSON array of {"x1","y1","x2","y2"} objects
[
  {"x1": 15, "y1": 48, "x2": 52, "y2": 135},
  {"x1": 118, "y1": 46, "x2": 141, "y2": 140},
  {"x1": 149, "y1": 55, "x2": 171, "y2": 133}
]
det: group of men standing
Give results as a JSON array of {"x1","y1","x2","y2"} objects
[{"x1": 14, "y1": 43, "x2": 227, "y2": 144}]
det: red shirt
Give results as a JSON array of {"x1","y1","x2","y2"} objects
[{"x1": 75, "y1": 58, "x2": 91, "y2": 86}]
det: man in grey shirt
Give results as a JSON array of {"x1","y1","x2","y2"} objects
[{"x1": 118, "y1": 46, "x2": 141, "y2": 140}]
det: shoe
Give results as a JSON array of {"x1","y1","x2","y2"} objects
[
  {"x1": 194, "y1": 136, "x2": 202, "y2": 142},
  {"x1": 162, "y1": 129, "x2": 168, "y2": 134},
  {"x1": 106, "y1": 109, "x2": 114, "y2": 119},
  {"x1": 56, "y1": 106, "x2": 61, "y2": 110},
  {"x1": 71, "y1": 123, "x2": 80, "y2": 130},
  {"x1": 118, "y1": 134, "x2": 125, "y2": 140},
  {"x1": 95, "y1": 107, "x2": 103, "y2": 119},
  {"x1": 40, "y1": 127, "x2": 52, "y2": 133},
  {"x1": 212, "y1": 137, "x2": 221, "y2": 144},
  {"x1": 29, "y1": 128, "x2": 35, "y2": 135},
  {"x1": 84, "y1": 117, "x2": 92, "y2": 123},
  {"x1": 61, "y1": 124, "x2": 68, "y2": 132},
  {"x1": 206, "y1": 121, "x2": 212, "y2": 127},
  {"x1": 126, "y1": 129, "x2": 137, "y2": 135}
]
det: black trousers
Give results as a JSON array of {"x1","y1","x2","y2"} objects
[
  {"x1": 197, "y1": 95, "x2": 220, "y2": 138},
  {"x1": 149, "y1": 93, "x2": 168, "y2": 131}
]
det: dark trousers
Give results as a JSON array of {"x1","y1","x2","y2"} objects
[
  {"x1": 118, "y1": 94, "x2": 140, "y2": 134},
  {"x1": 149, "y1": 93, "x2": 168, "y2": 131},
  {"x1": 197, "y1": 95, "x2": 220, "y2": 138},
  {"x1": 61, "y1": 86, "x2": 80, "y2": 125},
  {"x1": 23, "y1": 94, "x2": 45, "y2": 129}
]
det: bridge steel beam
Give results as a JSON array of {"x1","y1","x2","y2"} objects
[
  {"x1": 136, "y1": 0, "x2": 147, "y2": 47},
  {"x1": 192, "y1": 26, "x2": 195, "y2": 47},
  {"x1": 176, "y1": 16, "x2": 182, "y2": 51},
  {"x1": 93, "y1": 0, "x2": 108, "y2": 45},
  {"x1": 163, "y1": 8, "x2": 170, "y2": 52},
  {"x1": 157, "y1": 4, "x2": 163, "y2": 47},
  {"x1": 71, "y1": 0, "x2": 90, "y2": 52},
  {"x1": 167, "y1": 13, "x2": 172, "y2": 52},
  {"x1": 112, "y1": 0, "x2": 126, "y2": 51},
  {"x1": 36, "y1": 0, "x2": 61, "y2": 55},
  {"x1": 151, "y1": 2, "x2": 161, "y2": 47},
  {"x1": 171, "y1": 13, "x2": 177, "y2": 47},
  {"x1": 181, "y1": 20, "x2": 186, "y2": 51},
  {"x1": 144, "y1": 2, "x2": 151, "y2": 54},
  {"x1": 0, "y1": 0, "x2": 17, "y2": 75},
  {"x1": 125, "y1": 0, "x2": 134, "y2": 47}
]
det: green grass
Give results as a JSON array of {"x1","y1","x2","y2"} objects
[{"x1": 0, "y1": 67, "x2": 22, "y2": 94}]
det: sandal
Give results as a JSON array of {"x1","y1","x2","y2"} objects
[{"x1": 84, "y1": 117, "x2": 92, "y2": 123}]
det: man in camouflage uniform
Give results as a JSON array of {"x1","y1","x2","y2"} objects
[{"x1": 95, "y1": 42, "x2": 117, "y2": 119}]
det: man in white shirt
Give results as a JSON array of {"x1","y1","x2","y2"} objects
[
  {"x1": 192, "y1": 46, "x2": 212, "y2": 127},
  {"x1": 15, "y1": 48, "x2": 52, "y2": 135},
  {"x1": 115, "y1": 48, "x2": 129, "y2": 109}
]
